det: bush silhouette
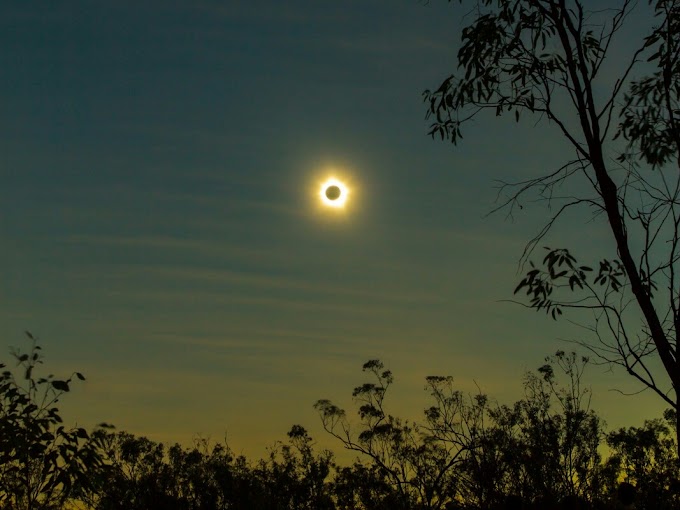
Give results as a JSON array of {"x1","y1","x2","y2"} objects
[
  {"x1": 3, "y1": 336, "x2": 679, "y2": 509},
  {"x1": 0, "y1": 331, "x2": 113, "y2": 509}
]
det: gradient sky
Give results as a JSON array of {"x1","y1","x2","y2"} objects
[{"x1": 0, "y1": 1, "x2": 669, "y2": 462}]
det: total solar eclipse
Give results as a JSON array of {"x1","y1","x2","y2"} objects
[
  {"x1": 325, "y1": 185, "x2": 341, "y2": 200},
  {"x1": 320, "y1": 179, "x2": 348, "y2": 208}
]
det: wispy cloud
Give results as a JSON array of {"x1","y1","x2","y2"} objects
[
  {"x1": 137, "y1": 265, "x2": 442, "y2": 303},
  {"x1": 102, "y1": 287, "x2": 429, "y2": 318}
]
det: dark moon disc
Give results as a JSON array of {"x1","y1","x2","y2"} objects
[{"x1": 325, "y1": 185, "x2": 341, "y2": 200}]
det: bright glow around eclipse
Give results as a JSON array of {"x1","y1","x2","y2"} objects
[{"x1": 320, "y1": 178, "x2": 348, "y2": 208}]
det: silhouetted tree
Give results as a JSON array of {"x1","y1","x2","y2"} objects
[
  {"x1": 332, "y1": 461, "x2": 414, "y2": 510},
  {"x1": 83, "y1": 431, "x2": 181, "y2": 510},
  {"x1": 315, "y1": 354, "x2": 620, "y2": 509},
  {"x1": 454, "y1": 351, "x2": 613, "y2": 508},
  {"x1": 606, "y1": 413, "x2": 679, "y2": 509},
  {"x1": 424, "y1": 0, "x2": 680, "y2": 450},
  {"x1": 0, "y1": 331, "x2": 111, "y2": 510},
  {"x1": 315, "y1": 359, "x2": 479, "y2": 509},
  {"x1": 8, "y1": 333, "x2": 680, "y2": 509},
  {"x1": 82, "y1": 424, "x2": 336, "y2": 510},
  {"x1": 253, "y1": 425, "x2": 335, "y2": 510}
]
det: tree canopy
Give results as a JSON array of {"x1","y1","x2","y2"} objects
[
  {"x1": 2, "y1": 334, "x2": 679, "y2": 509},
  {"x1": 424, "y1": 0, "x2": 680, "y2": 450}
]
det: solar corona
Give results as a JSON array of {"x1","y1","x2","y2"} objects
[{"x1": 320, "y1": 178, "x2": 348, "y2": 208}]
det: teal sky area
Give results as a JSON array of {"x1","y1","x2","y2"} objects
[{"x1": 0, "y1": 1, "x2": 669, "y2": 461}]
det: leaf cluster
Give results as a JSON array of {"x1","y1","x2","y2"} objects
[
  {"x1": 0, "y1": 332, "x2": 113, "y2": 509},
  {"x1": 513, "y1": 248, "x2": 605, "y2": 319}
]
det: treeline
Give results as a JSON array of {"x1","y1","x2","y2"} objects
[{"x1": 1, "y1": 334, "x2": 679, "y2": 509}]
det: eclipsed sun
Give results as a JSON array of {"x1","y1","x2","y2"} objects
[{"x1": 320, "y1": 178, "x2": 348, "y2": 208}]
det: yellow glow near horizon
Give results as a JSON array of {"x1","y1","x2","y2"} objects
[{"x1": 319, "y1": 178, "x2": 348, "y2": 208}]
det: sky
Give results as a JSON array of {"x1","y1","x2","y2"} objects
[{"x1": 0, "y1": 0, "x2": 670, "y2": 462}]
